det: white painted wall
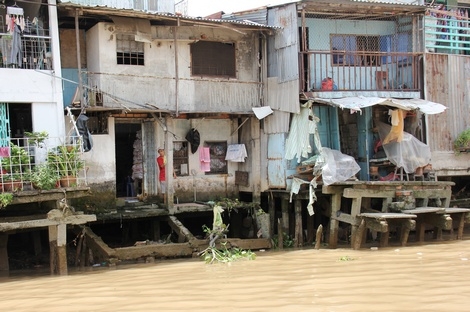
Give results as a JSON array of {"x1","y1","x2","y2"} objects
[{"x1": 81, "y1": 117, "x2": 116, "y2": 184}]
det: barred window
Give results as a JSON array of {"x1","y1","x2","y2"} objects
[
  {"x1": 204, "y1": 141, "x2": 227, "y2": 175},
  {"x1": 173, "y1": 141, "x2": 189, "y2": 176},
  {"x1": 331, "y1": 35, "x2": 383, "y2": 67},
  {"x1": 190, "y1": 41, "x2": 236, "y2": 77},
  {"x1": 116, "y1": 34, "x2": 144, "y2": 66}
]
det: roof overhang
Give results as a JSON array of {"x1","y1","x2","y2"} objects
[
  {"x1": 298, "y1": 0, "x2": 427, "y2": 18},
  {"x1": 57, "y1": 2, "x2": 278, "y2": 32},
  {"x1": 311, "y1": 96, "x2": 447, "y2": 114}
]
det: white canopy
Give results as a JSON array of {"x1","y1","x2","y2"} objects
[{"x1": 313, "y1": 96, "x2": 447, "y2": 115}]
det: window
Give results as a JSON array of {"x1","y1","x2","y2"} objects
[
  {"x1": 85, "y1": 111, "x2": 109, "y2": 134},
  {"x1": 190, "y1": 41, "x2": 236, "y2": 77},
  {"x1": 116, "y1": 34, "x2": 144, "y2": 65},
  {"x1": 331, "y1": 35, "x2": 383, "y2": 66},
  {"x1": 173, "y1": 141, "x2": 189, "y2": 176},
  {"x1": 205, "y1": 141, "x2": 227, "y2": 174}
]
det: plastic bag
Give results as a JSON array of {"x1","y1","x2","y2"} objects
[
  {"x1": 320, "y1": 147, "x2": 360, "y2": 185},
  {"x1": 377, "y1": 122, "x2": 431, "y2": 173}
]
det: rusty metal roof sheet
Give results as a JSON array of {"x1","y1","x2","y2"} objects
[{"x1": 58, "y1": 1, "x2": 280, "y2": 30}]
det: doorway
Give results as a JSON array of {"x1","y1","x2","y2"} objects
[{"x1": 115, "y1": 123, "x2": 141, "y2": 198}]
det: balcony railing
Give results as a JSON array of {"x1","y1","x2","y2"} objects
[
  {"x1": 0, "y1": 136, "x2": 86, "y2": 192},
  {"x1": 300, "y1": 51, "x2": 422, "y2": 93},
  {"x1": 0, "y1": 26, "x2": 52, "y2": 70},
  {"x1": 425, "y1": 6, "x2": 470, "y2": 54}
]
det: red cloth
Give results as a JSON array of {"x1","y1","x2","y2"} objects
[{"x1": 157, "y1": 155, "x2": 165, "y2": 182}]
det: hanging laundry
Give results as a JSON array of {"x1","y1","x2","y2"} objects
[
  {"x1": 225, "y1": 144, "x2": 248, "y2": 162},
  {"x1": 199, "y1": 147, "x2": 210, "y2": 172}
]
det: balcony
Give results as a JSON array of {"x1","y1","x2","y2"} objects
[
  {"x1": 0, "y1": 136, "x2": 87, "y2": 193},
  {"x1": 0, "y1": 21, "x2": 52, "y2": 70},
  {"x1": 300, "y1": 51, "x2": 422, "y2": 98}
]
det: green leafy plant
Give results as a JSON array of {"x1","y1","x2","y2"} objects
[
  {"x1": 0, "y1": 192, "x2": 13, "y2": 208},
  {"x1": 24, "y1": 131, "x2": 48, "y2": 146},
  {"x1": 199, "y1": 241, "x2": 256, "y2": 264},
  {"x1": 271, "y1": 232, "x2": 295, "y2": 249},
  {"x1": 454, "y1": 128, "x2": 470, "y2": 152},
  {"x1": 28, "y1": 164, "x2": 59, "y2": 190},
  {"x1": 1, "y1": 142, "x2": 32, "y2": 174},
  {"x1": 47, "y1": 145, "x2": 84, "y2": 178}
]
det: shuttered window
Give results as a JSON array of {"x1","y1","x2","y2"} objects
[{"x1": 190, "y1": 41, "x2": 236, "y2": 77}]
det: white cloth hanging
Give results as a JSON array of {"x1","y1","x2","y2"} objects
[{"x1": 225, "y1": 144, "x2": 248, "y2": 162}]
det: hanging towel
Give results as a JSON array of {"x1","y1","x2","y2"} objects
[
  {"x1": 199, "y1": 147, "x2": 210, "y2": 172},
  {"x1": 225, "y1": 144, "x2": 248, "y2": 162}
]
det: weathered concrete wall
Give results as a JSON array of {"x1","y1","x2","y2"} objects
[
  {"x1": 83, "y1": 22, "x2": 261, "y2": 113},
  {"x1": 169, "y1": 118, "x2": 239, "y2": 202}
]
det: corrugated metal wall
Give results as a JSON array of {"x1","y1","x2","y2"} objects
[
  {"x1": 266, "y1": 3, "x2": 300, "y2": 114},
  {"x1": 425, "y1": 54, "x2": 470, "y2": 152}
]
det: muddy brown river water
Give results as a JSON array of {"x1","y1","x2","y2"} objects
[{"x1": 0, "y1": 240, "x2": 469, "y2": 311}]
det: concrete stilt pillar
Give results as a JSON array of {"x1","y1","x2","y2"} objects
[{"x1": 49, "y1": 224, "x2": 68, "y2": 275}]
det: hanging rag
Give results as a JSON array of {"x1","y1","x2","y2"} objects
[
  {"x1": 383, "y1": 109, "x2": 405, "y2": 144},
  {"x1": 185, "y1": 128, "x2": 200, "y2": 154},
  {"x1": 199, "y1": 147, "x2": 210, "y2": 172}
]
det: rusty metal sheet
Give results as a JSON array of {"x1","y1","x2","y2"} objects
[{"x1": 425, "y1": 54, "x2": 470, "y2": 152}]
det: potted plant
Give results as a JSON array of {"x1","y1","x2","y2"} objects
[
  {"x1": 1, "y1": 142, "x2": 32, "y2": 191},
  {"x1": 29, "y1": 163, "x2": 59, "y2": 190},
  {"x1": 47, "y1": 144, "x2": 84, "y2": 187}
]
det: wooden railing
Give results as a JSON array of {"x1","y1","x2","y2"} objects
[{"x1": 299, "y1": 51, "x2": 422, "y2": 93}]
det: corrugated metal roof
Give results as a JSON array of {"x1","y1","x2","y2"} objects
[
  {"x1": 58, "y1": 1, "x2": 280, "y2": 29},
  {"x1": 350, "y1": 0, "x2": 425, "y2": 6}
]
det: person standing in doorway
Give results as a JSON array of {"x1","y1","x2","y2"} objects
[{"x1": 156, "y1": 147, "x2": 176, "y2": 204}]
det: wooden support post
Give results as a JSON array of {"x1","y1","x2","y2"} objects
[
  {"x1": 314, "y1": 224, "x2": 323, "y2": 250},
  {"x1": 281, "y1": 198, "x2": 289, "y2": 235},
  {"x1": 49, "y1": 224, "x2": 68, "y2": 275},
  {"x1": 268, "y1": 192, "x2": 275, "y2": 238},
  {"x1": 306, "y1": 214, "x2": 315, "y2": 245},
  {"x1": 379, "y1": 228, "x2": 389, "y2": 247},
  {"x1": 399, "y1": 219, "x2": 415, "y2": 246},
  {"x1": 294, "y1": 200, "x2": 303, "y2": 247},
  {"x1": 416, "y1": 221, "x2": 426, "y2": 242},
  {"x1": 0, "y1": 234, "x2": 8, "y2": 271},
  {"x1": 328, "y1": 193, "x2": 342, "y2": 249},
  {"x1": 456, "y1": 213, "x2": 466, "y2": 240},
  {"x1": 277, "y1": 218, "x2": 283, "y2": 250},
  {"x1": 352, "y1": 219, "x2": 366, "y2": 250},
  {"x1": 151, "y1": 219, "x2": 161, "y2": 242}
]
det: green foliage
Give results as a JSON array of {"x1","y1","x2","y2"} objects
[
  {"x1": 47, "y1": 145, "x2": 84, "y2": 177},
  {"x1": 29, "y1": 164, "x2": 59, "y2": 190},
  {"x1": 199, "y1": 242, "x2": 256, "y2": 264},
  {"x1": 339, "y1": 256, "x2": 355, "y2": 261},
  {"x1": 24, "y1": 131, "x2": 48, "y2": 146},
  {"x1": 0, "y1": 193, "x2": 13, "y2": 208},
  {"x1": 271, "y1": 232, "x2": 295, "y2": 249},
  {"x1": 1, "y1": 143, "x2": 31, "y2": 174},
  {"x1": 454, "y1": 128, "x2": 470, "y2": 152}
]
